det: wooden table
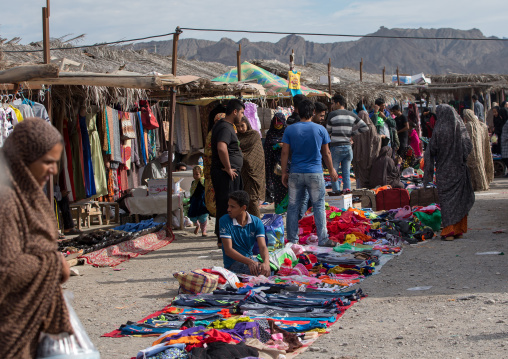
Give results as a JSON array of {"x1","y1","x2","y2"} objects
[{"x1": 98, "y1": 202, "x2": 120, "y2": 225}]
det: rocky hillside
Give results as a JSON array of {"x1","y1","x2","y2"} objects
[{"x1": 130, "y1": 27, "x2": 508, "y2": 75}]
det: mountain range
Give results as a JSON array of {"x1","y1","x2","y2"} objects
[{"x1": 129, "y1": 27, "x2": 508, "y2": 75}]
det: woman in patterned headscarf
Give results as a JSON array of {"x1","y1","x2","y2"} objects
[
  {"x1": 237, "y1": 117, "x2": 265, "y2": 218},
  {"x1": 0, "y1": 118, "x2": 73, "y2": 358},
  {"x1": 264, "y1": 113, "x2": 288, "y2": 208},
  {"x1": 203, "y1": 104, "x2": 226, "y2": 218},
  {"x1": 424, "y1": 105, "x2": 475, "y2": 241},
  {"x1": 463, "y1": 109, "x2": 494, "y2": 191}
]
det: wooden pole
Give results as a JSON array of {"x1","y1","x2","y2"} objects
[
  {"x1": 382, "y1": 67, "x2": 386, "y2": 83},
  {"x1": 42, "y1": 3, "x2": 53, "y2": 203},
  {"x1": 396, "y1": 67, "x2": 400, "y2": 86},
  {"x1": 290, "y1": 50, "x2": 295, "y2": 72},
  {"x1": 360, "y1": 58, "x2": 363, "y2": 82},
  {"x1": 167, "y1": 27, "x2": 181, "y2": 236},
  {"x1": 471, "y1": 88, "x2": 475, "y2": 114},
  {"x1": 328, "y1": 58, "x2": 332, "y2": 111},
  {"x1": 236, "y1": 44, "x2": 242, "y2": 82}
]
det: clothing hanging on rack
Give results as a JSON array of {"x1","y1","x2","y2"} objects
[
  {"x1": 87, "y1": 113, "x2": 107, "y2": 197},
  {"x1": 22, "y1": 99, "x2": 50, "y2": 122},
  {"x1": 244, "y1": 102, "x2": 262, "y2": 137},
  {"x1": 79, "y1": 115, "x2": 96, "y2": 198}
]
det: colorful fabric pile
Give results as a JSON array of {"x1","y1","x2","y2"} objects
[{"x1": 105, "y1": 239, "x2": 406, "y2": 358}]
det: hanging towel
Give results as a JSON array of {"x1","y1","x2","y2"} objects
[
  {"x1": 138, "y1": 112, "x2": 147, "y2": 165},
  {"x1": 87, "y1": 113, "x2": 108, "y2": 197},
  {"x1": 112, "y1": 109, "x2": 122, "y2": 163}
]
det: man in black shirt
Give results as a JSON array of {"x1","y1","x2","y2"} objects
[
  {"x1": 391, "y1": 105, "x2": 409, "y2": 155},
  {"x1": 211, "y1": 99, "x2": 245, "y2": 246},
  {"x1": 286, "y1": 94, "x2": 305, "y2": 125}
]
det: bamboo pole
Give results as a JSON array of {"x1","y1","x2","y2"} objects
[{"x1": 167, "y1": 27, "x2": 181, "y2": 237}]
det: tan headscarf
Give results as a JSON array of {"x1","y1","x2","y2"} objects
[
  {"x1": 463, "y1": 109, "x2": 494, "y2": 191},
  {"x1": 0, "y1": 118, "x2": 72, "y2": 359},
  {"x1": 352, "y1": 110, "x2": 382, "y2": 188}
]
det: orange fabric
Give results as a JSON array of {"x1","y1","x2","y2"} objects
[
  {"x1": 441, "y1": 216, "x2": 468, "y2": 237},
  {"x1": 374, "y1": 185, "x2": 391, "y2": 194},
  {"x1": 163, "y1": 336, "x2": 202, "y2": 346}
]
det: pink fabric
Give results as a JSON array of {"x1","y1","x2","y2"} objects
[{"x1": 409, "y1": 129, "x2": 422, "y2": 157}]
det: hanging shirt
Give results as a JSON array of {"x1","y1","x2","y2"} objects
[
  {"x1": 22, "y1": 99, "x2": 50, "y2": 122},
  {"x1": 288, "y1": 70, "x2": 303, "y2": 96},
  {"x1": 11, "y1": 99, "x2": 35, "y2": 120}
]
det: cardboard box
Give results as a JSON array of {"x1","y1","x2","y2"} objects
[
  {"x1": 326, "y1": 194, "x2": 353, "y2": 209},
  {"x1": 147, "y1": 178, "x2": 169, "y2": 196}
]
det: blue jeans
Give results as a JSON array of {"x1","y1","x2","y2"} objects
[
  {"x1": 330, "y1": 145, "x2": 353, "y2": 191},
  {"x1": 287, "y1": 173, "x2": 329, "y2": 245}
]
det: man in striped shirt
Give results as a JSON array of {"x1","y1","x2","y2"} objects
[{"x1": 326, "y1": 94, "x2": 369, "y2": 193}]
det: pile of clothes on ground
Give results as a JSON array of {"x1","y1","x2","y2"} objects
[
  {"x1": 103, "y1": 205, "x2": 441, "y2": 358},
  {"x1": 299, "y1": 205, "x2": 439, "y2": 247},
  {"x1": 106, "y1": 238, "x2": 404, "y2": 358},
  {"x1": 58, "y1": 219, "x2": 164, "y2": 255}
]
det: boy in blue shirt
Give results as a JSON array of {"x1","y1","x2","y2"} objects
[{"x1": 220, "y1": 191, "x2": 271, "y2": 276}]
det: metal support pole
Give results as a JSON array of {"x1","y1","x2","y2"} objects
[{"x1": 167, "y1": 26, "x2": 181, "y2": 236}]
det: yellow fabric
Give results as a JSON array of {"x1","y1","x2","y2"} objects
[
  {"x1": 9, "y1": 106, "x2": 23, "y2": 122},
  {"x1": 208, "y1": 317, "x2": 253, "y2": 329},
  {"x1": 345, "y1": 234, "x2": 357, "y2": 244},
  {"x1": 308, "y1": 328, "x2": 327, "y2": 333},
  {"x1": 288, "y1": 71, "x2": 301, "y2": 90}
]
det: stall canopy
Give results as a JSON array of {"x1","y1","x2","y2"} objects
[{"x1": 212, "y1": 61, "x2": 329, "y2": 97}]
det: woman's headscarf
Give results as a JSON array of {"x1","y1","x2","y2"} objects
[
  {"x1": 423, "y1": 105, "x2": 475, "y2": 227},
  {"x1": 0, "y1": 118, "x2": 72, "y2": 358},
  {"x1": 463, "y1": 109, "x2": 494, "y2": 190},
  {"x1": 264, "y1": 113, "x2": 287, "y2": 147},
  {"x1": 352, "y1": 110, "x2": 381, "y2": 188}
]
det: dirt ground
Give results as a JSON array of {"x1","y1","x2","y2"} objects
[{"x1": 65, "y1": 178, "x2": 508, "y2": 359}]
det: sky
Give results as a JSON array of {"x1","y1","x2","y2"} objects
[{"x1": 1, "y1": 0, "x2": 507, "y2": 46}]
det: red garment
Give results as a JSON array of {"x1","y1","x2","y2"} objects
[
  {"x1": 201, "y1": 268, "x2": 227, "y2": 285},
  {"x1": 185, "y1": 329, "x2": 239, "y2": 351},
  {"x1": 62, "y1": 119, "x2": 76, "y2": 200}
]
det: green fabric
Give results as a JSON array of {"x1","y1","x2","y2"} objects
[
  {"x1": 414, "y1": 210, "x2": 442, "y2": 231},
  {"x1": 333, "y1": 243, "x2": 373, "y2": 253},
  {"x1": 213, "y1": 61, "x2": 327, "y2": 97},
  {"x1": 87, "y1": 113, "x2": 108, "y2": 198}
]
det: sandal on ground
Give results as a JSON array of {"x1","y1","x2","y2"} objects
[
  {"x1": 441, "y1": 236, "x2": 455, "y2": 241},
  {"x1": 63, "y1": 228, "x2": 82, "y2": 235},
  {"x1": 194, "y1": 226, "x2": 199, "y2": 235},
  {"x1": 202, "y1": 232, "x2": 207, "y2": 237},
  {"x1": 454, "y1": 234, "x2": 463, "y2": 239}
]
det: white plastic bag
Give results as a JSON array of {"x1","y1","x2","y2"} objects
[{"x1": 37, "y1": 291, "x2": 100, "y2": 359}]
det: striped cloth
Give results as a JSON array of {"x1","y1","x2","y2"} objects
[{"x1": 326, "y1": 109, "x2": 369, "y2": 146}]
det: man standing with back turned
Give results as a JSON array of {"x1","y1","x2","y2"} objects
[
  {"x1": 211, "y1": 99, "x2": 245, "y2": 247},
  {"x1": 326, "y1": 94, "x2": 368, "y2": 194},
  {"x1": 281, "y1": 99, "x2": 339, "y2": 247}
]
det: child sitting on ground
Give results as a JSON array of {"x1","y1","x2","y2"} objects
[{"x1": 188, "y1": 166, "x2": 209, "y2": 236}]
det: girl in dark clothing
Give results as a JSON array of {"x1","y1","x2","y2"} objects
[
  {"x1": 188, "y1": 166, "x2": 209, "y2": 236},
  {"x1": 263, "y1": 113, "x2": 288, "y2": 208}
]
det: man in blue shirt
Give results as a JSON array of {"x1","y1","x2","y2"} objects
[
  {"x1": 281, "y1": 100, "x2": 339, "y2": 247},
  {"x1": 220, "y1": 191, "x2": 271, "y2": 276}
]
